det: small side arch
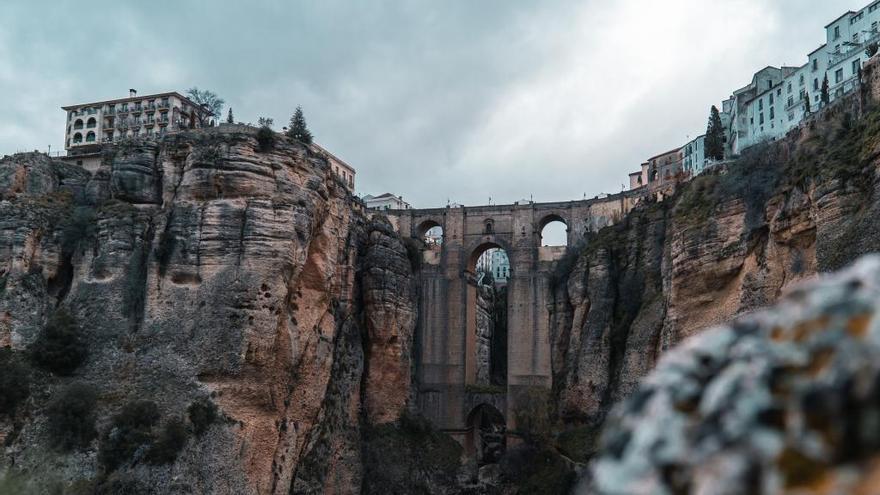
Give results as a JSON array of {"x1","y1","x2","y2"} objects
[
  {"x1": 415, "y1": 219, "x2": 443, "y2": 246},
  {"x1": 465, "y1": 403, "x2": 506, "y2": 464},
  {"x1": 72, "y1": 132, "x2": 83, "y2": 144}
]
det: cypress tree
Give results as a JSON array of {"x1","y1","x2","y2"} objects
[
  {"x1": 821, "y1": 74, "x2": 830, "y2": 104},
  {"x1": 804, "y1": 93, "x2": 811, "y2": 114},
  {"x1": 286, "y1": 106, "x2": 313, "y2": 144},
  {"x1": 704, "y1": 105, "x2": 725, "y2": 161},
  {"x1": 226, "y1": 108, "x2": 234, "y2": 124}
]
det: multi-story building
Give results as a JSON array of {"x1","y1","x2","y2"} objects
[
  {"x1": 682, "y1": 135, "x2": 706, "y2": 175},
  {"x1": 61, "y1": 89, "x2": 210, "y2": 171},
  {"x1": 725, "y1": 66, "x2": 797, "y2": 154},
  {"x1": 476, "y1": 248, "x2": 510, "y2": 285},
  {"x1": 363, "y1": 193, "x2": 412, "y2": 210},
  {"x1": 724, "y1": 1, "x2": 880, "y2": 154},
  {"x1": 313, "y1": 142, "x2": 356, "y2": 189}
]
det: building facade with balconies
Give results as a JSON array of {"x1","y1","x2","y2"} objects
[{"x1": 62, "y1": 90, "x2": 210, "y2": 171}]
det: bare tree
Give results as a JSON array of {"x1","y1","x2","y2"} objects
[{"x1": 186, "y1": 87, "x2": 225, "y2": 125}]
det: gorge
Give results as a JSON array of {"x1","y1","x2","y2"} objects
[{"x1": 3, "y1": 60, "x2": 880, "y2": 495}]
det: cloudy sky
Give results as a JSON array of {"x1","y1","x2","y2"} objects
[{"x1": 0, "y1": 0, "x2": 852, "y2": 207}]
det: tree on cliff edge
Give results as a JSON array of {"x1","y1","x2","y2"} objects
[
  {"x1": 705, "y1": 105, "x2": 725, "y2": 161},
  {"x1": 821, "y1": 74, "x2": 830, "y2": 105},
  {"x1": 286, "y1": 106, "x2": 313, "y2": 145},
  {"x1": 186, "y1": 87, "x2": 225, "y2": 126},
  {"x1": 226, "y1": 108, "x2": 234, "y2": 124}
]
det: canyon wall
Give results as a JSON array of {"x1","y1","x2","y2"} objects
[
  {"x1": 0, "y1": 128, "x2": 424, "y2": 494},
  {"x1": 550, "y1": 82, "x2": 880, "y2": 462}
]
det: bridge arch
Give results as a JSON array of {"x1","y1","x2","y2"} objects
[
  {"x1": 466, "y1": 239, "x2": 513, "y2": 274},
  {"x1": 415, "y1": 218, "x2": 444, "y2": 245},
  {"x1": 537, "y1": 213, "x2": 569, "y2": 247},
  {"x1": 465, "y1": 403, "x2": 506, "y2": 464}
]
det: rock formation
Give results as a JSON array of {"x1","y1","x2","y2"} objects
[
  {"x1": 586, "y1": 255, "x2": 880, "y2": 494},
  {"x1": 550, "y1": 95, "x2": 880, "y2": 461},
  {"x1": 0, "y1": 128, "x2": 419, "y2": 494}
]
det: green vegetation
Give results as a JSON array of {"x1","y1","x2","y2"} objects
[
  {"x1": 99, "y1": 400, "x2": 196, "y2": 471},
  {"x1": 29, "y1": 309, "x2": 88, "y2": 376},
  {"x1": 46, "y1": 383, "x2": 98, "y2": 451},
  {"x1": 286, "y1": 106, "x2": 313, "y2": 145},
  {"x1": 226, "y1": 107, "x2": 234, "y2": 124},
  {"x1": 99, "y1": 400, "x2": 161, "y2": 472},
  {"x1": 187, "y1": 397, "x2": 219, "y2": 436},
  {"x1": 361, "y1": 411, "x2": 462, "y2": 494},
  {"x1": 705, "y1": 105, "x2": 725, "y2": 160},
  {"x1": 500, "y1": 445, "x2": 576, "y2": 495},
  {"x1": 146, "y1": 416, "x2": 188, "y2": 464},
  {"x1": 821, "y1": 74, "x2": 830, "y2": 105},
  {"x1": 256, "y1": 125, "x2": 276, "y2": 152},
  {"x1": 556, "y1": 424, "x2": 601, "y2": 463},
  {"x1": 0, "y1": 349, "x2": 31, "y2": 416}
]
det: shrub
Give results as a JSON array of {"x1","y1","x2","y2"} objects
[
  {"x1": 99, "y1": 400, "x2": 160, "y2": 472},
  {"x1": 146, "y1": 416, "x2": 188, "y2": 464},
  {"x1": 29, "y1": 309, "x2": 88, "y2": 375},
  {"x1": 46, "y1": 383, "x2": 98, "y2": 451},
  {"x1": 256, "y1": 126, "x2": 276, "y2": 152},
  {"x1": 188, "y1": 397, "x2": 219, "y2": 436},
  {"x1": 0, "y1": 349, "x2": 30, "y2": 416},
  {"x1": 513, "y1": 387, "x2": 553, "y2": 447}
]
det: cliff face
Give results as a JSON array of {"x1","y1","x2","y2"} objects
[
  {"x1": 551, "y1": 94, "x2": 880, "y2": 452},
  {"x1": 0, "y1": 128, "x2": 417, "y2": 494}
]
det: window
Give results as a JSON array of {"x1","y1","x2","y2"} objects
[
  {"x1": 836, "y1": 68, "x2": 844, "y2": 83},
  {"x1": 853, "y1": 59, "x2": 861, "y2": 76},
  {"x1": 812, "y1": 59, "x2": 818, "y2": 71},
  {"x1": 73, "y1": 132, "x2": 83, "y2": 144},
  {"x1": 85, "y1": 131, "x2": 96, "y2": 142},
  {"x1": 777, "y1": 88, "x2": 782, "y2": 96},
  {"x1": 759, "y1": 113, "x2": 764, "y2": 125},
  {"x1": 788, "y1": 112, "x2": 794, "y2": 122},
  {"x1": 853, "y1": 33, "x2": 860, "y2": 43},
  {"x1": 788, "y1": 97, "x2": 794, "y2": 107},
  {"x1": 769, "y1": 108, "x2": 774, "y2": 120},
  {"x1": 769, "y1": 93, "x2": 774, "y2": 105},
  {"x1": 873, "y1": 21, "x2": 878, "y2": 32},
  {"x1": 758, "y1": 99, "x2": 764, "y2": 111},
  {"x1": 768, "y1": 80, "x2": 773, "y2": 89},
  {"x1": 800, "y1": 74, "x2": 805, "y2": 85},
  {"x1": 834, "y1": 26, "x2": 840, "y2": 39},
  {"x1": 787, "y1": 82, "x2": 792, "y2": 93},
  {"x1": 814, "y1": 78, "x2": 819, "y2": 90}
]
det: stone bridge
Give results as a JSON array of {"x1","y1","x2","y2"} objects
[{"x1": 384, "y1": 190, "x2": 643, "y2": 453}]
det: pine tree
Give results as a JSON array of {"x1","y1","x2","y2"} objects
[
  {"x1": 226, "y1": 108, "x2": 234, "y2": 124},
  {"x1": 704, "y1": 105, "x2": 725, "y2": 161},
  {"x1": 286, "y1": 106, "x2": 313, "y2": 145},
  {"x1": 821, "y1": 74, "x2": 830, "y2": 104}
]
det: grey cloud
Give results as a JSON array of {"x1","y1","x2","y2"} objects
[{"x1": 0, "y1": 0, "x2": 855, "y2": 206}]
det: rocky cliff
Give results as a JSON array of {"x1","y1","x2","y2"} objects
[
  {"x1": 550, "y1": 87, "x2": 880, "y2": 464},
  {"x1": 0, "y1": 128, "x2": 422, "y2": 494}
]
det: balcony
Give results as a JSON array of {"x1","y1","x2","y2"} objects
[{"x1": 158, "y1": 101, "x2": 170, "y2": 109}]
